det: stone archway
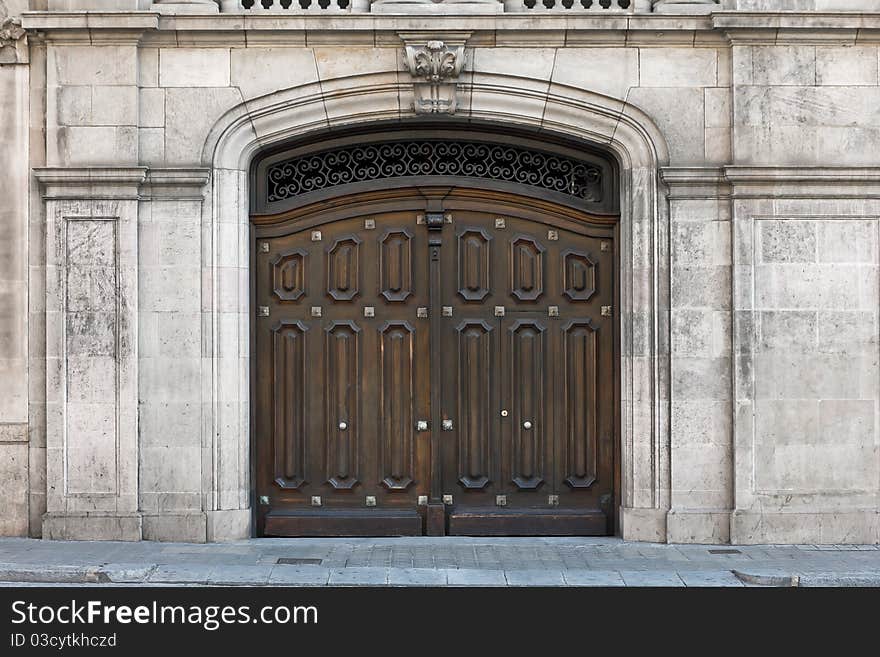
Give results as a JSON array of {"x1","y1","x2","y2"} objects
[{"x1": 199, "y1": 70, "x2": 671, "y2": 541}]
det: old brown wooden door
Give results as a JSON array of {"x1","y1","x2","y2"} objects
[
  {"x1": 437, "y1": 206, "x2": 616, "y2": 535},
  {"x1": 253, "y1": 192, "x2": 616, "y2": 537}
]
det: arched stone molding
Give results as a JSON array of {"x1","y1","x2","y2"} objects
[{"x1": 200, "y1": 72, "x2": 672, "y2": 542}]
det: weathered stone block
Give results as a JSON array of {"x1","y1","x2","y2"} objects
[
  {"x1": 639, "y1": 48, "x2": 718, "y2": 88},
  {"x1": 551, "y1": 48, "x2": 639, "y2": 100},
  {"x1": 0, "y1": 443, "x2": 28, "y2": 536},
  {"x1": 159, "y1": 48, "x2": 230, "y2": 88}
]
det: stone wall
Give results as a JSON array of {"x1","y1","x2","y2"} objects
[
  {"x1": 0, "y1": 0, "x2": 30, "y2": 537},
  {"x1": 3, "y1": 9, "x2": 879, "y2": 542}
]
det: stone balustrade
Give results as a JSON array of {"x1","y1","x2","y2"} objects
[{"x1": 213, "y1": 0, "x2": 722, "y2": 14}]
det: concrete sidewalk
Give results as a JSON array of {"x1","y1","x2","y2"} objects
[{"x1": 0, "y1": 537, "x2": 879, "y2": 587}]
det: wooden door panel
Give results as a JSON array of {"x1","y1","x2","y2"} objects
[
  {"x1": 324, "y1": 320, "x2": 361, "y2": 490},
  {"x1": 255, "y1": 211, "x2": 428, "y2": 536},
  {"x1": 255, "y1": 199, "x2": 616, "y2": 537},
  {"x1": 455, "y1": 319, "x2": 495, "y2": 491},
  {"x1": 505, "y1": 318, "x2": 548, "y2": 492},
  {"x1": 442, "y1": 209, "x2": 615, "y2": 535},
  {"x1": 560, "y1": 319, "x2": 599, "y2": 490},
  {"x1": 272, "y1": 249, "x2": 307, "y2": 302},
  {"x1": 379, "y1": 229, "x2": 414, "y2": 302},
  {"x1": 379, "y1": 320, "x2": 417, "y2": 491},
  {"x1": 509, "y1": 235, "x2": 545, "y2": 302},
  {"x1": 456, "y1": 228, "x2": 492, "y2": 302},
  {"x1": 561, "y1": 249, "x2": 597, "y2": 303},
  {"x1": 326, "y1": 234, "x2": 361, "y2": 302},
  {"x1": 271, "y1": 320, "x2": 308, "y2": 491}
]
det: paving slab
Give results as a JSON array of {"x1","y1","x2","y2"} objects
[
  {"x1": 1, "y1": 538, "x2": 879, "y2": 587},
  {"x1": 562, "y1": 570, "x2": 625, "y2": 587},
  {"x1": 268, "y1": 565, "x2": 331, "y2": 586},
  {"x1": 504, "y1": 569, "x2": 566, "y2": 586},
  {"x1": 148, "y1": 565, "x2": 213, "y2": 584},
  {"x1": 387, "y1": 568, "x2": 448, "y2": 587},
  {"x1": 208, "y1": 565, "x2": 273, "y2": 585},
  {"x1": 445, "y1": 569, "x2": 507, "y2": 586},
  {"x1": 328, "y1": 567, "x2": 389, "y2": 586},
  {"x1": 677, "y1": 571, "x2": 744, "y2": 588},
  {"x1": 619, "y1": 571, "x2": 685, "y2": 587}
]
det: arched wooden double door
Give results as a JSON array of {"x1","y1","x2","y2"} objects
[{"x1": 253, "y1": 188, "x2": 618, "y2": 536}]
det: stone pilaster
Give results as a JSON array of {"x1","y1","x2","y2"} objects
[{"x1": 35, "y1": 168, "x2": 146, "y2": 541}]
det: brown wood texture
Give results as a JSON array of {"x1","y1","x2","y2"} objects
[{"x1": 253, "y1": 188, "x2": 617, "y2": 537}]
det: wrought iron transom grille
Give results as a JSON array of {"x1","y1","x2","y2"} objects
[{"x1": 265, "y1": 140, "x2": 604, "y2": 205}]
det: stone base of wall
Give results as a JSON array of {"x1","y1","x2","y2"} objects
[
  {"x1": 143, "y1": 513, "x2": 207, "y2": 543},
  {"x1": 40, "y1": 510, "x2": 251, "y2": 542},
  {"x1": 0, "y1": 438, "x2": 28, "y2": 537},
  {"x1": 620, "y1": 507, "x2": 668, "y2": 542},
  {"x1": 207, "y1": 509, "x2": 251, "y2": 542},
  {"x1": 731, "y1": 511, "x2": 880, "y2": 545},
  {"x1": 41, "y1": 513, "x2": 143, "y2": 541},
  {"x1": 666, "y1": 510, "x2": 731, "y2": 544}
]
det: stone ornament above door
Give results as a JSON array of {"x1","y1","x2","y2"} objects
[{"x1": 402, "y1": 38, "x2": 467, "y2": 114}]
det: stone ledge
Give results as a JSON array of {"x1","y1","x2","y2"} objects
[
  {"x1": 141, "y1": 167, "x2": 211, "y2": 199},
  {"x1": 660, "y1": 166, "x2": 729, "y2": 199},
  {"x1": 0, "y1": 423, "x2": 28, "y2": 443},
  {"x1": 724, "y1": 165, "x2": 880, "y2": 199},
  {"x1": 34, "y1": 166, "x2": 147, "y2": 200}
]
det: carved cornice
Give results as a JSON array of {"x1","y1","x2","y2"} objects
[
  {"x1": 33, "y1": 167, "x2": 148, "y2": 200},
  {"x1": 660, "y1": 166, "x2": 729, "y2": 200},
  {"x1": 724, "y1": 166, "x2": 880, "y2": 199},
  {"x1": 0, "y1": 17, "x2": 25, "y2": 44},
  {"x1": 141, "y1": 167, "x2": 211, "y2": 199},
  {"x1": 0, "y1": 17, "x2": 27, "y2": 63}
]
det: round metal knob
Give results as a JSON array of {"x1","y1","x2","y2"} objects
[
  {"x1": 500, "y1": 410, "x2": 509, "y2": 418},
  {"x1": 523, "y1": 420, "x2": 533, "y2": 430},
  {"x1": 338, "y1": 421, "x2": 348, "y2": 430}
]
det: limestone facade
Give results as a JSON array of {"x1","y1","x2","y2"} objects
[{"x1": 1, "y1": 0, "x2": 879, "y2": 543}]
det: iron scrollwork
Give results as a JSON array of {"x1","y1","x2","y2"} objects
[{"x1": 266, "y1": 140, "x2": 603, "y2": 205}]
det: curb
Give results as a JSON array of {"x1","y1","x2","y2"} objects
[
  {"x1": 732, "y1": 570, "x2": 880, "y2": 587},
  {"x1": 0, "y1": 563, "x2": 157, "y2": 585},
  {"x1": 0, "y1": 565, "x2": 111, "y2": 584},
  {"x1": 732, "y1": 570, "x2": 800, "y2": 587}
]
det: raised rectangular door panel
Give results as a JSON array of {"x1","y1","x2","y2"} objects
[
  {"x1": 326, "y1": 234, "x2": 361, "y2": 302},
  {"x1": 325, "y1": 320, "x2": 361, "y2": 490},
  {"x1": 561, "y1": 319, "x2": 599, "y2": 489},
  {"x1": 379, "y1": 320, "x2": 417, "y2": 491},
  {"x1": 272, "y1": 249, "x2": 307, "y2": 302},
  {"x1": 272, "y1": 320, "x2": 309, "y2": 490},
  {"x1": 506, "y1": 318, "x2": 547, "y2": 492},
  {"x1": 380, "y1": 229, "x2": 414, "y2": 302},
  {"x1": 455, "y1": 319, "x2": 495, "y2": 491},
  {"x1": 510, "y1": 235, "x2": 545, "y2": 302},
  {"x1": 457, "y1": 228, "x2": 492, "y2": 302}
]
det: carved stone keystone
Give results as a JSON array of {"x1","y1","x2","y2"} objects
[{"x1": 402, "y1": 38, "x2": 468, "y2": 115}]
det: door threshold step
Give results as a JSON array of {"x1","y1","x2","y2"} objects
[
  {"x1": 264, "y1": 508, "x2": 422, "y2": 537},
  {"x1": 449, "y1": 508, "x2": 608, "y2": 537}
]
